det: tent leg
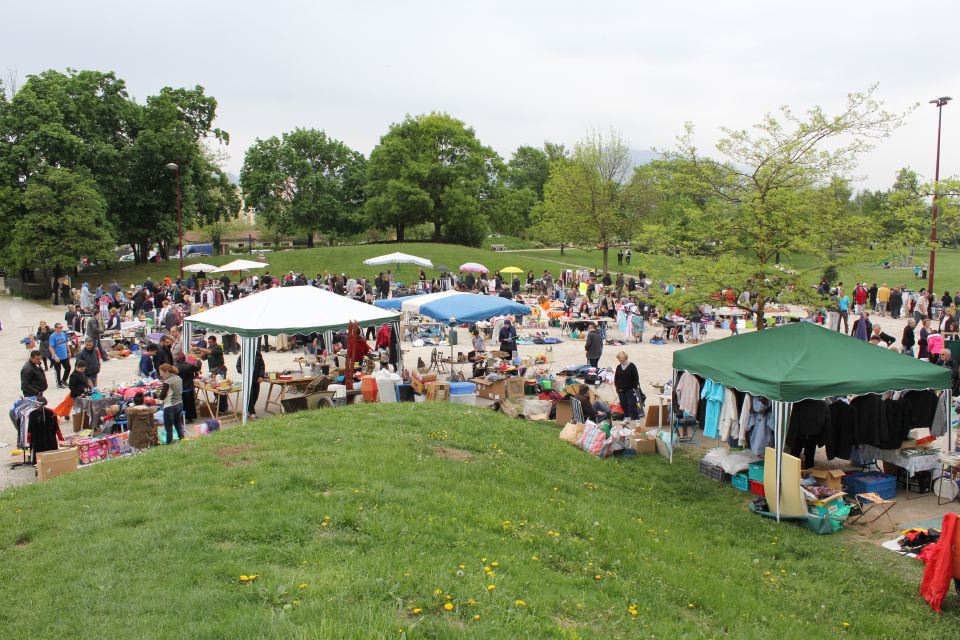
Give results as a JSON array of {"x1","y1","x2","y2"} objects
[{"x1": 239, "y1": 336, "x2": 257, "y2": 424}]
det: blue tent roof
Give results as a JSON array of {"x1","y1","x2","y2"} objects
[
  {"x1": 373, "y1": 294, "x2": 422, "y2": 310},
  {"x1": 419, "y1": 294, "x2": 530, "y2": 324}
]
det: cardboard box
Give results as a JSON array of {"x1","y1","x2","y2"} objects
[
  {"x1": 71, "y1": 412, "x2": 90, "y2": 433},
  {"x1": 36, "y1": 448, "x2": 79, "y2": 481},
  {"x1": 425, "y1": 381, "x2": 450, "y2": 401},
  {"x1": 106, "y1": 431, "x2": 131, "y2": 458},
  {"x1": 76, "y1": 437, "x2": 110, "y2": 465},
  {"x1": 807, "y1": 491, "x2": 846, "y2": 516},
  {"x1": 644, "y1": 404, "x2": 669, "y2": 428},
  {"x1": 806, "y1": 468, "x2": 845, "y2": 490},
  {"x1": 555, "y1": 398, "x2": 572, "y2": 425},
  {"x1": 472, "y1": 377, "x2": 524, "y2": 401},
  {"x1": 411, "y1": 372, "x2": 438, "y2": 394},
  {"x1": 632, "y1": 434, "x2": 656, "y2": 455}
]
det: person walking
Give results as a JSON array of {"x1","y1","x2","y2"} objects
[
  {"x1": 877, "y1": 283, "x2": 890, "y2": 317},
  {"x1": 48, "y1": 322, "x2": 71, "y2": 388},
  {"x1": 916, "y1": 289, "x2": 930, "y2": 321},
  {"x1": 613, "y1": 351, "x2": 640, "y2": 422},
  {"x1": 868, "y1": 283, "x2": 878, "y2": 311},
  {"x1": 890, "y1": 286, "x2": 903, "y2": 319},
  {"x1": 837, "y1": 290, "x2": 850, "y2": 333},
  {"x1": 918, "y1": 319, "x2": 932, "y2": 360},
  {"x1": 75, "y1": 337, "x2": 102, "y2": 387},
  {"x1": 158, "y1": 364, "x2": 184, "y2": 444},
  {"x1": 585, "y1": 322, "x2": 603, "y2": 368},
  {"x1": 85, "y1": 310, "x2": 109, "y2": 360},
  {"x1": 35, "y1": 321, "x2": 53, "y2": 371},
  {"x1": 617, "y1": 249, "x2": 624, "y2": 266},
  {"x1": 901, "y1": 319, "x2": 917, "y2": 357},
  {"x1": 20, "y1": 350, "x2": 48, "y2": 398},
  {"x1": 624, "y1": 249, "x2": 631, "y2": 265}
]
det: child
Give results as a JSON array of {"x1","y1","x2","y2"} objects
[{"x1": 139, "y1": 344, "x2": 158, "y2": 379}]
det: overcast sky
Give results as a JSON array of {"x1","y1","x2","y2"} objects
[{"x1": 5, "y1": 1, "x2": 959, "y2": 190}]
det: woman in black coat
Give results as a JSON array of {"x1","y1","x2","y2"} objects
[{"x1": 613, "y1": 351, "x2": 641, "y2": 420}]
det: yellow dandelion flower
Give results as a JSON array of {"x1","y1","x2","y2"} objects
[
  {"x1": 298, "y1": 583, "x2": 308, "y2": 589},
  {"x1": 293, "y1": 599, "x2": 300, "y2": 606},
  {"x1": 687, "y1": 602, "x2": 695, "y2": 609},
  {"x1": 458, "y1": 564, "x2": 465, "y2": 569},
  {"x1": 487, "y1": 584, "x2": 496, "y2": 591},
  {"x1": 483, "y1": 566, "x2": 492, "y2": 572},
  {"x1": 412, "y1": 608, "x2": 423, "y2": 615},
  {"x1": 467, "y1": 598, "x2": 477, "y2": 606},
  {"x1": 473, "y1": 614, "x2": 481, "y2": 621},
  {"x1": 842, "y1": 622, "x2": 850, "y2": 628},
  {"x1": 514, "y1": 600, "x2": 527, "y2": 607},
  {"x1": 239, "y1": 575, "x2": 249, "y2": 582},
  {"x1": 443, "y1": 602, "x2": 454, "y2": 611},
  {"x1": 444, "y1": 595, "x2": 452, "y2": 601},
  {"x1": 531, "y1": 555, "x2": 539, "y2": 561},
  {"x1": 491, "y1": 562, "x2": 498, "y2": 567},
  {"x1": 594, "y1": 575, "x2": 602, "y2": 581},
  {"x1": 434, "y1": 588, "x2": 443, "y2": 596}
]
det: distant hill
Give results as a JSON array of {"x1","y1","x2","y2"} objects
[{"x1": 629, "y1": 149, "x2": 662, "y2": 168}]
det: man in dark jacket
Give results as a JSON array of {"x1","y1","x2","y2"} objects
[
  {"x1": 585, "y1": 323, "x2": 603, "y2": 368},
  {"x1": 75, "y1": 338, "x2": 102, "y2": 386},
  {"x1": 901, "y1": 319, "x2": 917, "y2": 357},
  {"x1": 889, "y1": 287, "x2": 903, "y2": 319},
  {"x1": 20, "y1": 351, "x2": 48, "y2": 397}
]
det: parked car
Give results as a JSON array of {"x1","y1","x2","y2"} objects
[{"x1": 119, "y1": 253, "x2": 135, "y2": 262}]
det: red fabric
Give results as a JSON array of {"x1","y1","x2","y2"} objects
[
  {"x1": 376, "y1": 324, "x2": 392, "y2": 349},
  {"x1": 52, "y1": 395, "x2": 74, "y2": 418},
  {"x1": 920, "y1": 512, "x2": 958, "y2": 612}
]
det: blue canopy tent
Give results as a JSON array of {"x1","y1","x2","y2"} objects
[
  {"x1": 373, "y1": 294, "x2": 421, "y2": 311},
  {"x1": 418, "y1": 294, "x2": 530, "y2": 324}
]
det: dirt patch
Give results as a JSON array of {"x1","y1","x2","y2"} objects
[
  {"x1": 214, "y1": 444, "x2": 258, "y2": 467},
  {"x1": 434, "y1": 447, "x2": 473, "y2": 462},
  {"x1": 15, "y1": 534, "x2": 30, "y2": 547}
]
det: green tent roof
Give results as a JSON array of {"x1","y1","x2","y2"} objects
[{"x1": 672, "y1": 321, "x2": 951, "y2": 402}]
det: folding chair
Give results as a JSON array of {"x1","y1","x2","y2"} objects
[{"x1": 847, "y1": 492, "x2": 897, "y2": 532}]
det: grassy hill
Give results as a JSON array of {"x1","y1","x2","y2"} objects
[
  {"x1": 0, "y1": 403, "x2": 954, "y2": 638},
  {"x1": 82, "y1": 243, "x2": 580, "y2": 287}
]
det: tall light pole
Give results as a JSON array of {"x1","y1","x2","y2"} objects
[
  {"x1": 164, "y1": 162, "x2": 183, "y2": 278},
  {"x1": 927, "y1": 96, "x2": 951, "y2": 294}
]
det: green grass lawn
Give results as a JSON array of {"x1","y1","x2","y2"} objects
[
  {"x1": 0, "y1": 403, "x2": 954, "y2": 638},
  {"x1": 83, "y1": 243, "x2": 582, "y2": 287}
]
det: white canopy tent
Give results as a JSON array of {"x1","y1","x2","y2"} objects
[
  {"x1": 183, "y1": 263, "x2": 218, "y2": 273},
  {"x1": 399, "y1": 289, "x2": 461, "y2": 314},
  {"x1": 363, "y1": 252, "x2": 433, "y2": 269},
  {"x1": 213, "y1": 259, "x2": 269, "y2": 273},
  {"x1": 183, "y1": 287, "x2": 400, "y2": 423}
]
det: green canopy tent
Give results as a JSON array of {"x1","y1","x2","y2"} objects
[{"x1": 671, "y1": 321, "x2": 952, "y2": 519}]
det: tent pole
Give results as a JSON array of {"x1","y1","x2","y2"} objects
[
  {"x1": 239, "y1": 336, "x2": 256, "y2": 425},
  {"x1": 774, "y1": 401, "x2": 783, "y2": 523}
]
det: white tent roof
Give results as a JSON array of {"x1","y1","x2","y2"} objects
[
  {"x1": 363, "y1": 252, "x2": 433, "y2": 268},
  {"x1": 399, "y1": 289, "x2": 461, "y2": 314},
  {"x1": 183, "y1": 263, "x2": 218, "y2": 273},
  {"x1": 213, "y1": 259, "x2": 269, "y2": 272},
  {"x1": 184, "y1": 286, "x2": 399, "y2": 337}
]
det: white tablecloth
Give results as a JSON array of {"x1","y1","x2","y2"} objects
[{"x1": 858, "y1": 445, "x2": 942, "y2": 475}]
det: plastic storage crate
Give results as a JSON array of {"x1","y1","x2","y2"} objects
[
  {"x1": 748, "y1": 461, "x2": 765, "y2": 483},
  {"x1": 731, "y1": 472, "x2": 750, "y2": 491},
  {"x1": 699, "y1": 459, "x2": 728, "y2": 482},
  {"x1": 842, "y1": 471, "x2": 896, "y2": 500},
  {"x1": 749, "y1": 480, "x2": 765, "y2": 496}
]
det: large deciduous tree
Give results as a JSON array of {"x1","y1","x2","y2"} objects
[
  {"x1": 365, "y1": 112, "x2": 501, "y2": 246},
  {"x1": 532, "y1": 130, "x2": 650, "y2": 273},
  {"x1": 659, "y1": 86, "x2": 909, "y2": 326},
  {"x1": 241, "y1": 128, "x2": 366, "y2": 247},
  {"x1": 0, "y1": 69, "x2": 233, "y2": 265},
  {"x1": 8, "y1": 168, "x2": 116, "y2": 271}
]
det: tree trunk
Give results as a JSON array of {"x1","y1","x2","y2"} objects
[
  {"x1": 395, "y1": 224, "x2": 405, "y2": 243},
  {"x1": 306, "y1": 232, "x2": 314, "y2": 248},
  {"x1": 602, "y1": 245, "x2": 609, "y2": 275},
  {"x1": 433, "y1": 220, "x2": 442, "y2": 242},
  {"x1": 756, "y1": 295, "x2": 766, "y2": 331},
  {"x1": 559, "y1": 242, "x2": 565, "y2": 256}
]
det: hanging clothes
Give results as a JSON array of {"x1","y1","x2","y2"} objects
[
  {"x1": 737, "y1": 393, "x2": 753, "y2": 447},
  {"x1": 27, "y1": 407, "x2": 60, "y2": 463},
  {"x1": 700, "y1": 379, "x2": 725, "y2": 438},
  {"x1": 826, "y1": 398, "x2": 857, "y2": 460},
  {"x1": 718, "y1": 388, "x2": 740, "y2": 441},
  {"x1": 675, "y1": 371, "x2": 701, "y2": 417},
  {"x1": 786, "y1": 399, "x2": 830, "y2": 469},
  {"x1": 747, "y1": 397, "x2": 774, "y2": 456},
  {"x1": 931, "y1": 392, "x2": 950, "y2": 437}
]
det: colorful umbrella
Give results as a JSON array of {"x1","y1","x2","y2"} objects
[
  {"x1": 459, "y1": 262, "x2": 489, "y2": 273},
  {"x1": 500, "y1": 266, "x2": 523, "y2": 274}
]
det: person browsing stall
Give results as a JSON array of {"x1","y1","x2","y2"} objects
[
  {"x1": 158, "y1": 364, "x2": 184, "y2": 444},
  {"x1": 498, "y1": 319, "x2": 517, "y2": 354},
  {"x1": 585, "y1": 323, "x2": 603, "y2": 368},
  {"x1": 613, "y1": 351, "x2": 641, "y2": 421}
]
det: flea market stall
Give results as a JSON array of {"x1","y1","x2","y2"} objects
[
  {"x1": 183, "y1": 287, "x2": 401, "y2": 423},
  {"x1": 671, "y1": 321, "x2": 953, "y2": 524}
]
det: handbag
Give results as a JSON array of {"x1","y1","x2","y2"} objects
[{"x1": 576, "y1": 422, "x2": 610, "y2": 457}]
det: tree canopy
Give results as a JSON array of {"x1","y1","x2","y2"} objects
[
  {"x1": 0, "y1": 68, "x2": 236, "y2": 269},
  {"x1": 365, "y1": 112, "x2": 501, "y2": 246},
  {"x1": 240, "y1": 128, "x2": 366, "y2": 247}
]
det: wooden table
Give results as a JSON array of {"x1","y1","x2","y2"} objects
[
  {"x1": 558, "y1": 316, "x2": 611, "y2": 337},
  {"x1": 260, "y1": 376, "x2": 315, "y2": 414},
  {"x1": 196, "y1": 382, "x2": 242, "y2": 423}
]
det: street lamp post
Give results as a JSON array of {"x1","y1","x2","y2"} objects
[
  {"x1": 927, "y1": 96, "x2": 951, "y2": 294},
  {"x1": 164, "y1": 162, "x2": 183, "y2": 279}
]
